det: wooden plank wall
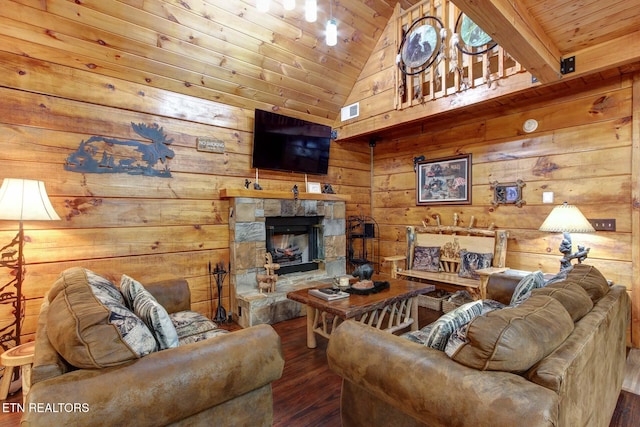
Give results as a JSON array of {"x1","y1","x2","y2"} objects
[
  {"x1": 0, "y1": 50, "x2": 370, "y2": 343},
  {"x1": 373, "y1": 73, "x2": 639, "y2": 345}
]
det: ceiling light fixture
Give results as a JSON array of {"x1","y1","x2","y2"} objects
[
  {"x1": 256, "y1": 0, "x2": 270, "y2": 13},
  {"x1": 326, "y1": 0, "x2": 337, "y2": 46},
  {"x1": 283, "y1": 0, "x2": 295, "y2": 11},
  {"x1": 305, "y1": 0, "x2": 317, "y2": 23}
]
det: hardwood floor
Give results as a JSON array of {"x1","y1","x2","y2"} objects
[
  {"x1": 271, "y1": 316, "x2": 342, "y2": 427},
  {"x1": 1, "y1": 308, "x2": 640, "y2": 426}
]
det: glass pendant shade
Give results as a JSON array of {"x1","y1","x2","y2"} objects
[
  {"x1": 283, "y1": 0, "x2": 295, "y2": 10},
  {"x1": 256, "y1": 0, "x2": 269, "y2": 12},
  {"x1": 326, "y1": 18, "x2": 337, "y2": 46},
  {"x1": 305, "y1": 0, "x2": 317, "y2": 22}
]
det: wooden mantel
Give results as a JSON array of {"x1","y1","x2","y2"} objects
[{"x1": 219, "y1": 188, "x2": 351, "y2": 201}]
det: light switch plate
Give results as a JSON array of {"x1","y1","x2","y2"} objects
[
  {"x1": 542, "y1": 192, "x2": 554, "y2": 203},
  {"x1": 589, "y1": 219, "x2": 616, "y2": 231}
]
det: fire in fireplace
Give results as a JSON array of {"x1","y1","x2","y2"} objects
[{"x1": 266, "y1": 216, "x2": 323, "y2": 275}]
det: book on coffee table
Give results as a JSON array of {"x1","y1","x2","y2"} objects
[{"x1": 309, "y1": 288, "x2": 349, "y2": 301}]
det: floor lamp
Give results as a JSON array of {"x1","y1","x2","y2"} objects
[
  {"x1": 539, "y1": 202, "x2": 595, "y2": 272},
  {"x1": 0, "y1": 179, "x2": 60, "y2": 349}
]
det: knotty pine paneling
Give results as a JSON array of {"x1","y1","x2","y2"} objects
[{"x1": 0, "y1": 51, "x2": 366, "y2": 343}]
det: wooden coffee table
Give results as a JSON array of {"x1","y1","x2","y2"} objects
[{"x1": 287, "y1": 276, "x2": 435, "y2": 348}]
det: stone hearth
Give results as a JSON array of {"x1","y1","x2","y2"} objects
[{"x1": 224, "y1": 190, "x2": 347, "y2": 328}]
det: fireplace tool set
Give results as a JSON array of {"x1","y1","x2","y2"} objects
[{"x1": 209, "y1": 261, "x2": 228, "y2": 324}]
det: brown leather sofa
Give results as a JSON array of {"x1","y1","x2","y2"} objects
[
  {"x1": 327, "y1": 264, "x2": 630, "y2": 427},
  {"x1": 22, "y1": 271, "x2": 285, "y2": 426}
]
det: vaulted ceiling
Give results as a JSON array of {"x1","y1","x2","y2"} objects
[{"x1": 2, "y1": 0, "x2": 640, "y2": 131}]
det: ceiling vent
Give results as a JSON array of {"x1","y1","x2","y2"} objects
[{"x1": 340, "y1": 102, "x2": 359, "y2": 121}]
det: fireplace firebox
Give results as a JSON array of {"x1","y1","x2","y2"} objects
[{"x1": 266, "y1": 216, "x2": 324, "y2": 275}]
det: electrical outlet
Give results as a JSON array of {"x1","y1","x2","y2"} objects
[{"x1": 589, "y1": 219, "x2": 616, "y2": 231}]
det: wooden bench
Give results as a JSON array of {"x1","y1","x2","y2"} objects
[{"x1": 383, "y1": 222, "x2": 509, "y2": 300}]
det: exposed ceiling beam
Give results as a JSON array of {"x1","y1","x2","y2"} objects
[
  {"x1": 569, "y1": 31, "x2": 640, "y2": 79},
  {"x1": 452, "y1": 0, "x2": 562, "y2": 83}
]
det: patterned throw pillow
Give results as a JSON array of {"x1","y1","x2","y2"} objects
[
  {"x1": 509, "y1": 270, "x2": 545, "y2": 306},
  {"x1": 402, "y1": 324, "x2": 435, "y2": 345},
  {"x1": 424, "y1": 300, "x2": 484, "y2": 351},
  {"x1": 87, "y1": 270, "x2": 126, "y2": 305},
  {"x1": 543, "y1": 266, "x2": 572, "y2": 286},
  {"x1": 88, "y1": 271, "x2": 158, "y2": 356},
  {"x1": 458, "y1": 250, "x2": 493, "y2": 279},
  {"x1": 445, "y1": 323, "x2": 470, "y2": 357},
  {"x1": 413, "y1": 246, "x2": 440, "y2": 272},
  {"x1": 444, "y1": 299, "x2": 506, "y2": 357},
  {"x1": 46, "y1": 267, "x2": 157, "y2": 369},
  {"x1": 121, "y1": 275, "x2": 179, "y2": 350}
]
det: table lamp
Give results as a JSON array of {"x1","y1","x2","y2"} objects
[
  {"x1": 539, "y1": 202, "x2": 595, "y2": 271},
  {"x1": 0, "y1": 179, "x2": 60, "y2": 349}
]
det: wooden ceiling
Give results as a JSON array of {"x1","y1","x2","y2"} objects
[{"x1": 3, "y1": 0, "x2": 640, "y2": 130}]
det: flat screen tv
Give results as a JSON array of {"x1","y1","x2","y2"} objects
[{"x1": 252, "y1": 109, "x2": 331, "y2": 175}]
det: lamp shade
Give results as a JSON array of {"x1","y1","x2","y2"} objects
[
  {"x1": 539, "y1": 202, "x2": 595, "y2": 233},
  {"x1": 0, "y1": 178, "x2": 61, "y2": 221}
]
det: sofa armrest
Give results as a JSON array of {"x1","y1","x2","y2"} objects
[
  {"x1": 23, "y1": 324, "x2": 284, "y2": 427},
  {"x1": 327, "y1": 321, "x2": 558, "y2": 427}
]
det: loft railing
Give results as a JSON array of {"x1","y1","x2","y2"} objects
[{"x1": 395, "y1": 0, "x2": 524, "y2": 110}]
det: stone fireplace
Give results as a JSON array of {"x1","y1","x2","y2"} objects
[{"x1": 222, "y1": 189, "x2": 347, "y2": 328}]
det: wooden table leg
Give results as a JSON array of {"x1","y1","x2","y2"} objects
[
  {"x1": 410, "y1": 297, "x2": 419, "y2": 331},
  {"x1": 306, "y1": 305, "x2": 317, "y2": 349}
]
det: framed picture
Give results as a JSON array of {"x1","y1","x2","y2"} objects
[
  {"x1": 306, "y1": 182, "x2": 322, "y2": 194},
  {"x1": 416, "y1": 154, "x2": 471, "y2": 205},
  {"x1": 490, "y1": 179, "x2": 526, "y2": 208}
]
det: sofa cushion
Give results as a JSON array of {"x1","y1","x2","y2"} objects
[
  {"x1": 178, "y1": 328, "x2": 229, "y2": 345},
  {"x1": 120, "y1": 275, "x2": 179, "y2": 350},
  {"x1": 423, "y1": 300, "x2": 484, "y2": 351},
  {"x1": 562, "y1": 264, "x2": 610, "y2": 303},
  {"x1": 531, "y1": 281, "x2": 593, "y2": 322},
  {"x1": 510, "y1": 270, "x2": 545, "y2": 305},
  {"x1": 46, "y1": 267, "x2": 158, "y2": 369},
  {"x1": 451, "y1": 295, "x2": 574, "y2": 372},
  {"x1": 169, "y1": 310, "x2": 225, "y2": 342},
  {"x1": 458, "y1": 250, "x2": 493, "y2": 279},
  {"x1": 444, "y1": 299, "x2": 506, "y2": 357},
  {"x1": 413, "y1": 246, "x2": 440, "y2": 272}
]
